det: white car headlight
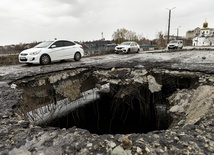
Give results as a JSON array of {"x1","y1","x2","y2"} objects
[{"x1": 29, "y1": 50, "x2": 41, "y2": 55}]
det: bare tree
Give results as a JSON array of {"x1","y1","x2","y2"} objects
[
  {"x1": 156, "y1": 31, "x2": 166, "y2": 48},
  {"x1": 112, "y1": 28, "x2": 139, "y2": 44}
]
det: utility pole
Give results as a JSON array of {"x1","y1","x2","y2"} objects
[
  {"x1": 167, "y1": 7, "x2": 176, "y2": 44},
  {"x1": 177, "y1": 26, "x2": 181, "y2": 39},
  {"x1": 101, "y1": 32, "x2": 104, "y2": 40}
]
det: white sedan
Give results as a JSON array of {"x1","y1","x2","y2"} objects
[
  {"x1": 115, "y1": 41, "x2": 140, "y2": 54},
  {"x1": 19, "y1": 40, "x2": 84, "y2": 65}
]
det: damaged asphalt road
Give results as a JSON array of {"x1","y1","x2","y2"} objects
[
  {"x1": 1, "y1": 49, "x2": 214, "y2": 81},
  {"x1": 0, "y1": 49, "x2": 214, "y2": 154}
]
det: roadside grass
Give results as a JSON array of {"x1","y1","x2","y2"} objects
[{"x1": 0, "y1": 54, "x2": 19, "y2": 66}]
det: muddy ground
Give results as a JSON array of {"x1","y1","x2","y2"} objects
[{"x1": 0, "y1": 49, "x2": 214, "y2": 155}]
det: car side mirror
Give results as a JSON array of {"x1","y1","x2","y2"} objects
[{"x1": 51, "y1": 45, "x2": 56, "y2": 48}]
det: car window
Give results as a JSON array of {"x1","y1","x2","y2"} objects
[
  {"x1": 121, "y1": 42, "x2": 131, "y2": 45},
  {"x1": 52, "y1": 41, "x2": 64, "y2": 48},
  {"x1": 34, "y1": 41, "x2": 53, "y2": 48},
  {"x1": 63, "y1": 41, "x2": 75, "y2": 46},
  {"x1": 169, "y1": 40, "x2": 177, "y2": 43}
]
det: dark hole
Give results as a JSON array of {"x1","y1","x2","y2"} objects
[
  {"x1": 17, "y1": 72, "x2": 198, "y2": 135},
  {"x1": 45, "y1": 76, "x2": 197, "y2": 134},
  {"x1": 46, "y1": 84, "x2": 172, "y2": 135}
]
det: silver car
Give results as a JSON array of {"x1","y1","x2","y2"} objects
[
  {"x1": 167, "y1": 40, "x2": 183, "y2": 50},
  {"x1": 19, "y1": 40, "x2": 84, "y2": 65},
  {"x1": 115, "y1": 41, "x2": 140, "y2": 54}
]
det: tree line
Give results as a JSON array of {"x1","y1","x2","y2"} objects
[{"x1": 112, "y1": 28, "x2": 151, "y2": 45}]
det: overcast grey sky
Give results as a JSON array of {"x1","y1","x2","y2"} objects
[{"x1": 0, "y1": 0, "x2": 213, "y2": 45}]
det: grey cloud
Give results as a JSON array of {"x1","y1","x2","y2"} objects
[{"x1": 0, "y1": 0, "x2": 214, "y2": 45}]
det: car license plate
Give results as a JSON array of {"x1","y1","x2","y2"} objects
[{"x1": 20, "y1": 57, "x2": 26, "y2": 60}]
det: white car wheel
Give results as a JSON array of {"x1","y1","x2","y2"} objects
[
  {"x1": 74, "y1": 52, "x2": 81, "y2": 61},
  {"x1": 40, "y1": 54, "x2": 51, "y2": 65},
  {"x1": 136, "y1": 49, "x2": 140, "y2": 53}
]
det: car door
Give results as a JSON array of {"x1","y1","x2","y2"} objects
[
  {"x1": 134, "y1": 42, "x2": 138, "y2": 52},
  {"x1": 62, "y1": 41, "x2": 76, "y2": 59},
  {"x1": 129, "y1": 42, "x2": 134, "y2": 52},
  {"x1": 48, "y1": 41, "x2": 65, "y2": 61}
]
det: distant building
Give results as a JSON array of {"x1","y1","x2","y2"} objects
[
  {"x1": 186, "y1": 27, "x2": 200, "y2": 39},
  {"x1": 82, "y1": 39, "x2": 116, "y2": 51},
  {"x1": 83, "y1": 40, "x2": 115, "y2": 47},
  {"x1": 192, "y1": 21, "x2": 214, "y2": 46}
]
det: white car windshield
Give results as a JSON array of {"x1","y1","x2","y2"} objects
[
  {"x1": 34, "y1": 41, "x2": 54, "y2": 48},
  {"x1": 169, "y1": 40, "x2": 178, "y2": 43},
  {"x1": 120, "y1": 42, "x2": 131, "y2": 45}
]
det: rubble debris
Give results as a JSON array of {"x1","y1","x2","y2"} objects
[
  {"x1": 0, "y1": 66, "x2": 213, "y2": 154},
  {"x1": 147, "y1": 75, "x2": 162, "y2": 93},
  {"x1": 169, "y1": 85, "x2": 214, "y2": 126}
]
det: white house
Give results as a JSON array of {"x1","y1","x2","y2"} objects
[{"x1": 192, "y1": 21, "x2": 214, "y2": 46}]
